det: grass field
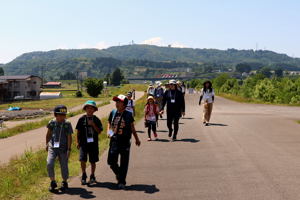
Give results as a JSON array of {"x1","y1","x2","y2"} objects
[
  {"x1": 0, "y1": 84, "x2": 147, "y2": 110},
  {"x1": 0, "y1": 93, "x2": 147, "y2": 200},
  {"x1": 0, "y1": 84, "x2": 146, "y2": 139}
]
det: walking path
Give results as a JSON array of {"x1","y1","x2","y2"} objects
[{"x1": 54, "y1": 93, "x2": 300, "y2": 200}]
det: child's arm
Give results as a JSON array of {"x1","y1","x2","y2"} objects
[
  {"x1": 131, "y1": 123, "x2": 141, "y2": 146},
  {"x1": 46, "y1": 129, "x2": 52, "y2": 151}
]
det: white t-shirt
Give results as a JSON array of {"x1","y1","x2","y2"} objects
[
  {"x1": 201, "y1": 88, "x2": 215, "y2": 103},
  {"x1": 126, "y1": 99, "x2": 135, "y2": 113}
]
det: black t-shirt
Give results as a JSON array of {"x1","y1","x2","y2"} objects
[
  {"x1": 108, "y1": 110, "x2": 134, "y2": 146},
  {"x1": 76, "y1": 115, "x2": 103, "y2": 146},
  {"x1": 161, "y1": 89, "x2": 185, "y2": 116}
]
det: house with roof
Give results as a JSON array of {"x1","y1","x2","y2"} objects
[
  {"x1": 0, "y1": 75, "x2": 42, "y2": 102},
  {"x1": 43, "y1": 81, "x2": 62, "y2": 88}
]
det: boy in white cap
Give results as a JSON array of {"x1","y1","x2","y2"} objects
[{"x1": 107, "y1": 94, "x2": 141, "y2": 189}]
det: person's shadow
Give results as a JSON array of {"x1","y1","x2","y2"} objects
[
  {"x1": 55, "y1": 187, "x2": 96, "y2": 199},
  {"x1": 176, "y1": 138, "x2": 200, "y2": 143},
  {"x1": 208, "y1": 123, "x2": 228, "y2": 127},
  {"x1": 88, "y1": 182, "x2": 160, "y2": 194}
]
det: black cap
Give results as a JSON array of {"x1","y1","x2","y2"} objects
[{"x1": 54, "y1": 105, "x2": 67, "y2": 115}]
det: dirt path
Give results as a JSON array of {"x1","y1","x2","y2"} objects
[
  {"x1": 0, "y1": 92, "x2": 144, "y2": 165},
  {"x1": 54, "y1": 93, "x2": 300, "y2": 200}
]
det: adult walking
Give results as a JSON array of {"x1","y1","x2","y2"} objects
[
  {"x1": 154, "y1": 82, "x2": 164, "y2": 115},
  {"x1": 147, "y1": 84, "x2": 155, "y2": 97},
  {"x1": 160, "y1": 80, "x2": 185, "y2": 141},
  {"x1": 199, "y1": 81, "x2": 215, "y2": 126}
]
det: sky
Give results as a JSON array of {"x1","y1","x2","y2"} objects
[{"x1": 0, "y1": 0, "x2": 300, "y2": 63}]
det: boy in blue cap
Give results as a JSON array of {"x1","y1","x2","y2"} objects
[
  {"x1": 76, "y1": 100, "x2": 103, "y2": 185},
  {"x1": 46, "y1": 105, "x2": 73, "y2": 192}
]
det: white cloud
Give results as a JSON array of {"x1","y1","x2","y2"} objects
[
  {"x1": 142, "y1": 37, "x2": 163, "y2": 46},
  {"x1": 77, "y1": 41, "x2": 110, "y2": 49},
  {"x1": 94, "y1": 41, "x2": 109, "y2": 49},
  {"x1": 171, "y1": 42, "x2": 188, "y2": 48},
  {"x1": 141, "y1": 37, "x2": 188, "y2": 48}
]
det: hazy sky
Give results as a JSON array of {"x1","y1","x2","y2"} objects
[{"x1": 1, "y1": 0, "x2": 300, "y2": 63}]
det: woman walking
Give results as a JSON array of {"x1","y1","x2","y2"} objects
[{"x1": 199, "y1": 81, "x2": 215, "y2": 126}]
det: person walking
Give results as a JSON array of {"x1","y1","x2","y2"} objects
[
  {"x1": 144, "y1": 96, "x2": 160, "y2": 141},
  {"x1": 107, "y1": 95, "x2": 141, "y2": 189},
  {"x1": 147, "y1": 84, "x2": 155, "y2": 97},
  {"x1": 199, "y1": 81, "x2": 215, "y2": 126},
  {"x1": 160, "y1": 80, "x2": 185, "y2": 141}
]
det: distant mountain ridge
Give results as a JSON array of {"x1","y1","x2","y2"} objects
[{"x1": 3, "y1": 44, "x2": 300, "y2": 78}]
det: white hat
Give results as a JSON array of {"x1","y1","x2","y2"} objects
[{"x1": 169, "y1": 79, "x2": 176, "y2": 84}]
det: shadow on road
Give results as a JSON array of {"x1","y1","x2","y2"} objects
[
  {"x1": 57, "y1": 187, "x2": 96, "y2": 199},
  {"x1": 155, "y1": 138, "x2": 170, "y2": 142},
  {"x1": 182, "y1": 117, "x2": 195, "y2": 120},
  {"x1": 176, "y1": 138, "x2": 200, "y2": 143},
  {"x1": 88, "y1": 182, "x2": 160, "y2": 194},
  {"x1": 136, "y1": 130, "x2": 145, "y2": 133},
  {"x1": 157, "y1": 130, "x2": 168, "y2": 133},
  {"x1": 208, "y1": 123, "x2": 228, "y2": 127}
]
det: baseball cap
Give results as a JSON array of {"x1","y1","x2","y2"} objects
[
  {"x1": 54, "y1": 105, "x2": 68, "y2": 115},
  {"x1": 113, "y1": 94, "x2": 129, "y2": 105}
]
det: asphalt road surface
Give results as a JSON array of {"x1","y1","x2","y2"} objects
[{"x1": 53, "y1": 93, "x2": 300, "y2": 200}]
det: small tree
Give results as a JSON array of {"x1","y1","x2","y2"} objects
[
  {"x1": 274, "y1": 68, "x2": 283, "y2": 78},
  {"x1": 235, "y1": 63, "x2": 252, "y2": 73},
  {"x1": 258, "y1": 67, "x2": 272, "y2": 78},
  {"x1": 111, "y1": 68, "x2": 124, "y2": 86},
  {"x1": 84, "y1": 78, "x2": 103, "y2": 97}
]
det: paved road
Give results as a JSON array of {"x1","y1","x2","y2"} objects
[
  {"x1": 0, "y1": 92, "x2": 144, "y2": 165},
  {"x1": 54, "y1": 93, "x2": 300, "y2": 200}
]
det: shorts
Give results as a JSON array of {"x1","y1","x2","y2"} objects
[{"x1": 79, "y1": 144, "x2": 99, "y2": 163}]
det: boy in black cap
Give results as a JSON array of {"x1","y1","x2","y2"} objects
[
  {"x1": 107, "y1": 94, "x2": 141, "y2": 189},
  {"x1": 46, "y1": 105, "x2": 73, "y2": 192},
  {"x1": 76, "y1": 100, "x2": 103, "y2": 185}
]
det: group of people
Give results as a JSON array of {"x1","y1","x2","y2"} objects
[
  {"x1": 46, "y1": 94, "x2": 140, "y2": 192},
  {"x1": 45, "y1": 80, "x2": 215, "y2": 193}
]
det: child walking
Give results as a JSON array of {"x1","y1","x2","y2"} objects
[
  {"x1": 46, "y1": 105, "x2": 73, "y2": 192},
  {"x1": 76, "y1": 100, "x2": 103, "y2": 185},
  {"x1": 144, "y1": 96, "x2": 159, "y2": 141}
]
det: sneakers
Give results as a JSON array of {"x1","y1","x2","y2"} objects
[
  {"x1": 147, "y1": 138, "x2": 152, "y2": 141},
  {"x1": 81, "y1": 173, "x2": 87, "y2": 185},
  {"x1": 89, "y1": 174, "x2": 96, "y2": 184},
  {"x1": 60, "y1": 181, "x2": 68, "y2": 191},
  {"x1": 49, "y1": 180, "x2": 57, "y2": 192}
]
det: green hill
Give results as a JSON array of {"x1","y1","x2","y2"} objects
[{"x1": 3, "y1": 45, "x2": 300, "y2": 79}]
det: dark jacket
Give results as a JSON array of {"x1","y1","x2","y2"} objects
[{"x1": 161, "y1": 89, "x2": 185, "y2": 117}]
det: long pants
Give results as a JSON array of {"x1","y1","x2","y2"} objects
[
  {"x1": 107, "y1": 139, "x2": 131, "y2": 185},
  {"x1": 203, "y1": 103, "x2": 213, "y2": 123},
  {"x1": 47, "y1": 147, "x2": 69, "y2": 180},
  {"x1": 167, "y1": 113, "x2": 180, "y2": 139},
  {"x1": 147, "y1": 121, "x2": 157, "y2": 138}
]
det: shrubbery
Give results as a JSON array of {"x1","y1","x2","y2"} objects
[{"x1": 188, "y1": 73, "x2": 300, "y2": 104}]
